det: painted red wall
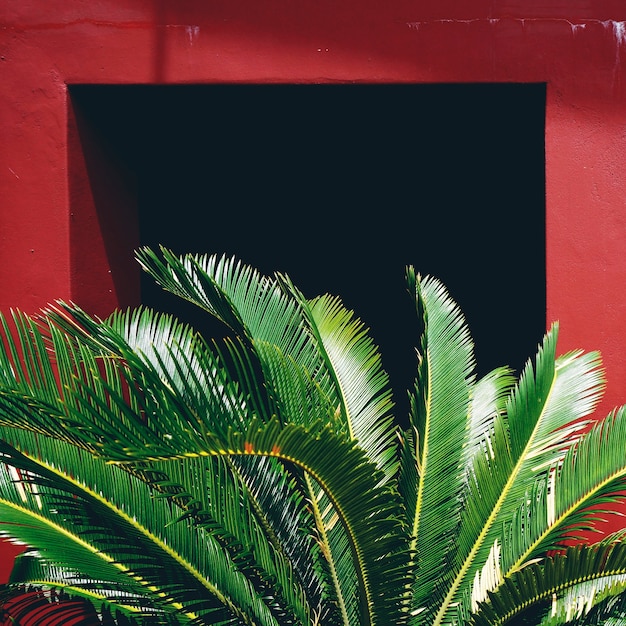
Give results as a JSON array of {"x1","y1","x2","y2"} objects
[{"x1": 1, "y1": 0, "x2": 626, "y2": 581}]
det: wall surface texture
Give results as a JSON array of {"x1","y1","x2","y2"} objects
[{"x1": 2, "y1": 0, "x2": 626, "y2": 580}]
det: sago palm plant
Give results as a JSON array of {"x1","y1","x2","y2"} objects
[{"x1": 0, "y1": 247, "x2": 625, "y2": 625}]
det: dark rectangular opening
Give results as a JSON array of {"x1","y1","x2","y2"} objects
[{"x1": 69, "y1": 83, "x2": 546, "y2": 420}]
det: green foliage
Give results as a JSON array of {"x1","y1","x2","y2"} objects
[{"x1": 0, "y1": 247, "x2": 624, "y2": 625}]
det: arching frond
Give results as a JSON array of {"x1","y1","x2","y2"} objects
[
  {"x1": 463, "y1": 367, "x2": 516, "y2": 474},
  {"x1": 559, "y1": 582, "x2": 626, "y2": 626},
  {"x1": 0, "y1": 428, "x2": 300, "y2": 626},
  {"x1": 403, "y1": 269, "x2": 476, "y2": 619},
  {"x1": 6, "y1": 553, "x2": 178, "y2": 624},
  {"x1": 137, "y1": 453, "x2": 320, "y2": 625},
  {"x1": 285, "y1": 286, "x2": 397, "y2": 480},
  {"x1": 134, "y1": 248, "x2": 344, "y2": 432},
  {"x1": 432, "y1": 326, "x2": 606, "y2": 626},
  {"x1": 1, "y1": 247, "x2": 626, "y2": 626},
  {"x1": 472, "y1": 540, "x2": 626, "y2": 626},
  {"x1": 0, "y1": 582, "x2": 166, "y2": 626},
  {"x1": 0, "y1": 305, "x2": 412, "y2": 625},
  {"x1": 500, "y1": 404, "x2": 626, "y2": 579}
]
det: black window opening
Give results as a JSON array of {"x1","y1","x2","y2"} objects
[{"x1": 69, "y1": 83, "x2": 546, "y2": 423}]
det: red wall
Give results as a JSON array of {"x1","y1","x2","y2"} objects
[{"x1": 2, "y1": 0, "x2": 626, "y2": 580}]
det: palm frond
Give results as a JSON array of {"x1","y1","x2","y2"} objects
[
  {"x1": 471, "y1": 540, "x2": 626, "y2": 626},
  {"x1": 558, "y1": 581, "x2": 626, "y2": 626},
  {"x1": 501, "y1": 404, "x2": 626, "y2": 578},
  {"x1": 304, "y1": 470, "x2": 360, "y2": 626},
  {"x1": 0, "y1": 429, "x2": 295, "y2": 626},
  {"x1": 0, "y1": 459, "x2": 176, "y2": 620},
  {"x1": 136, "y1": 248, "x2": 399, "y2": 474},
  {"x1": 403, "y1": 268, "x2": 475, "y2": 618},
  {"x1": 0, "y1": 325, "x2": 411, "y2": 626},
  {"x1": 3, "y1": 247, "x2": 626, "y2": 626},
  {"x1": 144, "y1": 416, "x2": 411, "y2": 626},
  {"x1": 6, "y1": 553, "x2": 180, "y2": 624},
  {"x1": 137, "y1": 453, "x2": 319, "y2": 626},
  {"x1": 284, "y1": 284, "x2": 398, "y2": 479},
  {"x1": 52, "y1": 302, "x2": 411, "y2": 625},
  {"x1": 541, "y1": 576, "x2": 626, "y2": 626},
  {"x1": 134, "y1": 248, "x2": 343, "y2": 430},
  {"x1": 0, "y1": 584, "x2": 162, "y2": 626},
  {"x1": 507, "y1": 340, "x2": 604, "y2": 475},
  {"x1": 222, "y1": 419, "x2": 412, "y2": 626},
  {"x1": 432, "y1": 326, "x2": 606, "y2": 626},
  {"x1": 463, "y1": 367, "x2": 516, "y2": 474},
  {"x1": 231, "y1": 455, "x2": 332, "y2": 621}
]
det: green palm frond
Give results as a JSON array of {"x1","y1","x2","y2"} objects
[
  {"x1": 49, "y1": 304, "x2": 261, "y2": 445},
  {"x1": 282, "y1": 286, "x2": 401, "y2": 623},
  {"x1": 0, "y1": 582, "x2": 163, "y2": 626},
  {"x1": 506, "y1": 340, "x2": 604, "y2": 474},
  {"x1": 2, "y1": 246, "x2": 626, "y2": 626},
  {"x1": 542, "y1": 576, "x2": 626, "y2": 626},
  {"x1": 472, "y1": 540, "x2": 626, "y2": 626},
  {"x1": 132, "y1": 249, "x2": 402, "y2": 625},
  {"x1": 0, "y1": 447, "x2": 189, "y2": 622},
  {"x1": 134, "y1": 248, "x2": 343, "y2": 430},
  {"x1": 56, "y1": 272, "x2": 402, "y2": 624},
  {"x1": 499, "y1": 405, "x2": 626, "y2": 580},
  {"x1": 6, "y1": 553, "x2": 176, "y2": 624},
  {"x1": 219, "y1": 419, "x2": 412, "y2": 626},
  {"x1": 433, "y1": 326, "x2": 606, "y2": 626},
  {"x1": 28, "y1": 310, "x2": 370, "y2": 624},
  {"x1": 139, "y1": 454, "x2": 319, "y2": 625},
  {"x1": 230, "y1": 455, "x2": 331, "y2": 619},
  {"x1": 0, "y1": 301, "x2": 412, "y2": 624},
  {"x1": 130, "y1": 415, "x2": 411, "y2": 625},
  {"x1": 463, "y1": 367, "x2": 516, "y2": 474},
  {"x1": 402, "y1": 268, "x2": 475, "y2": 618},
  {"x1": 286, "y1": 286, "x2": 398, "y2": 479},
  {"x1": 0, "y1": 427, "x2": 300, "y2": 625},
  {"x1": 136, "y1": 248, "x2": 399, "y2": 474},
  {"x1": 558, "y1": 581, "x2": 626, "y2": 626},
  {"x1": 305, "y1": 469, "x2": 361, "y2": 626},
  {"x1": 135, "y1": 247, "x2": 294, "y2": 347}
]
